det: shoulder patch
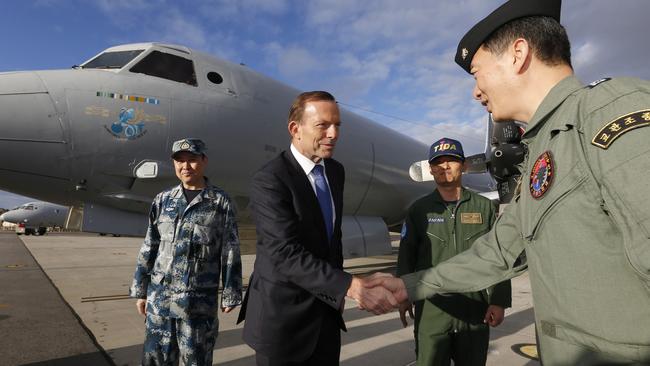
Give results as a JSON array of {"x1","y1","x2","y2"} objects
[
  {"x1": 587, "y1": 78, "x2": 611, "y2": 88},
  {"x1": 530, "y1": 151, "x2": 554, "y2": 199},
  {"x1": 591, "y1": 110, "x2": 650, "y2": 149}
]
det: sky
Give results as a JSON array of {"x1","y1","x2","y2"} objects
[{"x1": 0, "y1": 0, "x2": 649, "y2": 209}]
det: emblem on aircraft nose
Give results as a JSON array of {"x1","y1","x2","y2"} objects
[{"x1": 107, "y1": 107, "x2": 146, "y2": 140}]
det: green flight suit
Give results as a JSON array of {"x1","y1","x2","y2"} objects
[
  {"x1": 397, "y1": 188, "x2": 511, "y2": 366},
  {"x1": 401, "y1": 76, "x2": 650, "y2": 365}
]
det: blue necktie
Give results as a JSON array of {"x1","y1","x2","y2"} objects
[{"x1": 312, "y1": 165, "x2": 333, "y2": 242}]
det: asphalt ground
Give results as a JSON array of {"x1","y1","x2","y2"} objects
[
  {"x1": 4, "y1": 232, "x2": 540, "y2": 365},
  {"x1": 0, "y1": 232, "x2": 113, "y2": 366}
]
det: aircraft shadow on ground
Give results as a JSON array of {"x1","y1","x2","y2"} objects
[{"x1": 18, "y1": 351, "x2": 113, "y2": 366}]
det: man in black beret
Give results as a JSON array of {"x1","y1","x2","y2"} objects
[{"x1": 367, "y1": 0, "x2": 650, "y2": 364}]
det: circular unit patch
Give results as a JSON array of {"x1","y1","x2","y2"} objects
[{"x1": 529, "y1": 151, "x2": 554, "y2": 199}]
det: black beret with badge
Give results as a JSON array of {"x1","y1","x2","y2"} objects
[{"x1": 455, "y1": 0, "x2": 562, "y2": 74}]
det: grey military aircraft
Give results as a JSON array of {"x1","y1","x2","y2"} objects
[
  {"x1": 0, "y1": 201, "x2": 69, "y2": 235},
  {"x1": 0, "y1": 42, "x2": 495, "y2": 257}
]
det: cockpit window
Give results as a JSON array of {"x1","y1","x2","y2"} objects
[
  {"x1": 129, "y1": 50, "x2": 197, "y2": 86},
  {"x1": 83, "y1": 50, "x2": 144, "y2": 69},
  {"x1": 19, "y1": 204, "x2": 36, "y2": 210}
]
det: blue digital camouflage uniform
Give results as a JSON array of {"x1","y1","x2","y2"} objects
[{"x1": 130, "y1": 180, "x2": 242, "y2": 366}]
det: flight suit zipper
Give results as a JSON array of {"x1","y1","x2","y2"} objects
[{"x1": 451, "y1": 201, "x2": 461, "y2": 253}]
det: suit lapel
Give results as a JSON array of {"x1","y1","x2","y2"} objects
[{"x1": 282, "y1": 151, "x2": 324, "y2": 225}]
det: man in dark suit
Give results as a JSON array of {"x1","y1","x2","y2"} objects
[{"x1": 239, "y1": 91, "x2": 397, "y2": 366}]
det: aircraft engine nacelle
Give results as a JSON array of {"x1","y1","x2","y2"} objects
[{"x1": 341, "y1": 216, "x2": 393, "y2": 258}]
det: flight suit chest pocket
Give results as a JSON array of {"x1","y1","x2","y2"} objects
[
  {"x1": 465, "y1": 227, "x2": 490, "y2": 245},
  {"x1": 426, "y1": 222, "x2": 448, "y2": 247},
  {"x1": 521, "y1": 153, "x2": 588, "y2": 241}
]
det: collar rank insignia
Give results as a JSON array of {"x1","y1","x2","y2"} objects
[
  {"x1": 587, "y1": 77, "x2": 611, "y2": 88},
  {"x1": 591, "y1": 109, "x2": 650, "y2": 149},
  {"x1": 530, "y1": 151, "x2": 554, "y2": 199}
]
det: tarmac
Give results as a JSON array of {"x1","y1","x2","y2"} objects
[{"x1": 0, "y1": 231, "x2": 540, "y2": 365}]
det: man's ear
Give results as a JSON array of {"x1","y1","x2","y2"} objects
[
  {"x1": 511, "y1": 38, "x2": 531, "y2": 74},
  {"x1": 288, "y1": 120, "x2": 300, "y2": 139},
  {"x1": 461, "y1": 161, "x2": 467, "y2": 173}
]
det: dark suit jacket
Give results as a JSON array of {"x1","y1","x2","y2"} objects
[{"x1": 239, "y1": 150, "x2": 352, "y2": 361}]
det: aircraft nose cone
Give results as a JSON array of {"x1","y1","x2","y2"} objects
[
  {"x1": 0, "y1": 212, "x2": 15, "y2": 223},
  {"x1": 0, "y1": 71, "x2": 69, "y2": 196}
]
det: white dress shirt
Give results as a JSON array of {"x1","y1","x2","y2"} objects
[{"x1": 290, "y1": 144, "x2": 336, "y2": 226}]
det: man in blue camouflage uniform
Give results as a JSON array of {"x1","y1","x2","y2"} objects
[{"x1": 130, "y1": 138, "x2": 242, "y2": 366}]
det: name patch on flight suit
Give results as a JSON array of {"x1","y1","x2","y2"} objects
[
  {"x1": 428, "y1": 217, "x2": 445, "y2": 224},
  {"x1": 460, "y1": 213, "x2": 482, "y2": 224},
  {"x1": 591, "y1": 109, "x2": 650, "y2": 149},
  {"x1": 530, "y1": 151, "x2": 554, "y2": 199}
]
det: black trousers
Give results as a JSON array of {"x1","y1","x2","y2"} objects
[{"x1": 255, "y1": 316, "x2": 341, "y2": 366}]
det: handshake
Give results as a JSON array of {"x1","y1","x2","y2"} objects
[
  {"x1": 345, "y1": 272, "x2": 409, "y2": 315},
  {"x1": 345, "y1": 272, "x2": 506, "y2": 328}
]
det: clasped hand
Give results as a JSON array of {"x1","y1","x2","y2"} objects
[{"x1": 346, "y1": 272, "x2": 409, "y2": 315}]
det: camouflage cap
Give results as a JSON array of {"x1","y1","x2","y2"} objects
[
  {"x1": 171, "y1": 138, "x2": 207, "y2": 158},
  {"x1": 455, "y1": 0, "x2": 562, "y2": 74}
]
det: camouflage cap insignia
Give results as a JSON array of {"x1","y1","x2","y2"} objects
[
  {"x1": 529, "y1": 151, "x2": 554, "y2": 199},
  {"x1": 591, "y1": 110, "x2": 650, "y2": 149},
  {"x1": 180, "y1": 141, "x2": 191, "y2": 150}
]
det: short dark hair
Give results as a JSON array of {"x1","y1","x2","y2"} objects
[
  {"x1": 288, "y1": 91, "x2": 336, "y2": 124},
  {"x1": 483, "y1": 16, "x2": 572, "y2": 68}
]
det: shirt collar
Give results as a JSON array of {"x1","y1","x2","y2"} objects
[
  {"x1": 171, "y1": 177, "x2": 211, "y2": 199},
  {"x1": 290, "y1": 144, "x2": 325, "y2": 175},
  {"x1": 432, "y1": 187, "x2": 470, "y2": 204},
  {"x1": 524, "y1": 75, "x2": 584, "y2": 136}
]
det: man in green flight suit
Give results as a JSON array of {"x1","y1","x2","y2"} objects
[
  {"x1": 397, "y1": 137, "x2": 511, "y2": 366},
  {"x1": 367, "y1": 0, "x2": 650, "y2": 364}
]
